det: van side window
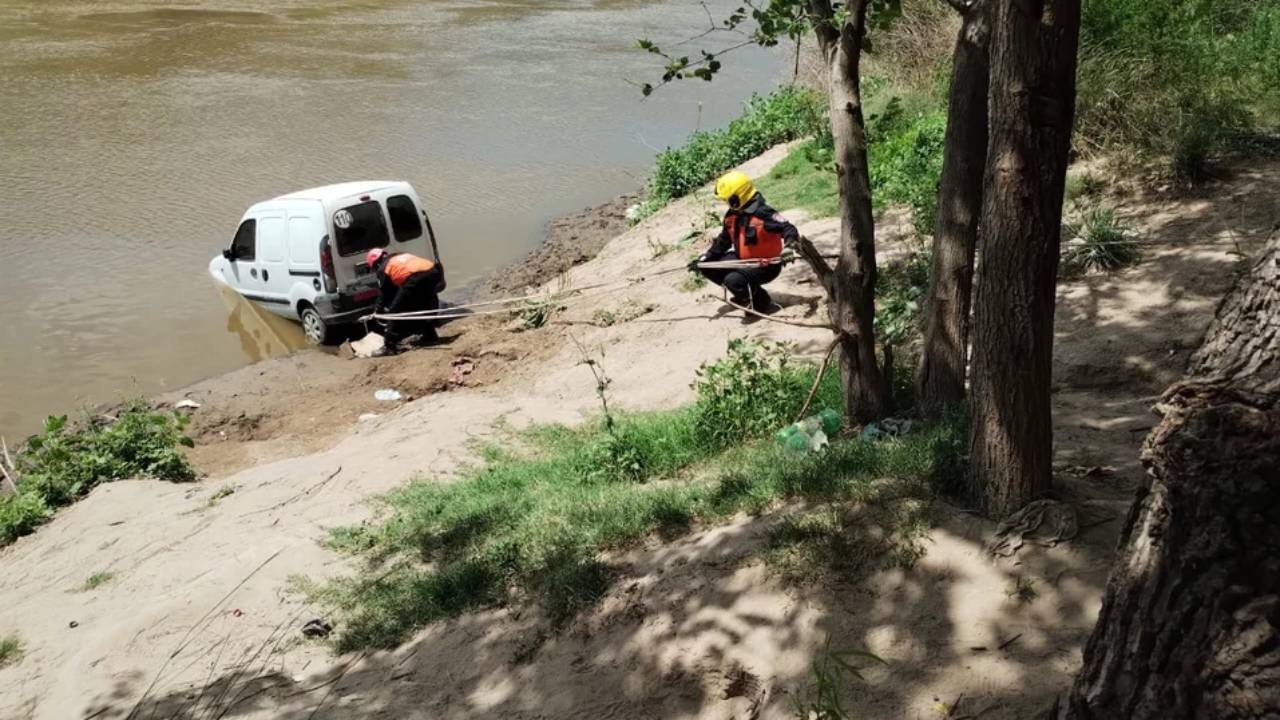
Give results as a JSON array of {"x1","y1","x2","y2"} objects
[
  {"x1": 232, "y1": 219, "x2": 256, "y2": 261},
  {"x1": 386, "y1": 195, "x2": 423, "y2": 242},
  {"x1": 333, "y1": 201, "x2": 390, "y2": 257},
  {"x1": 258, "y1": 216, "x2": 287, "y2": 262}
]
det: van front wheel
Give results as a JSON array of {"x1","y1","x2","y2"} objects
[{"x1": 299, "y1": 304, "x2": 329, "y2": 345}]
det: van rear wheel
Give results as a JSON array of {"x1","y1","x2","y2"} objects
[{"x1": 299, "y1": 304, "x2": 329, "y2": 345}]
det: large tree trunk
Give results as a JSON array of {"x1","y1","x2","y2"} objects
[
  {"x1": 916, "y1": 0, "x2": 989, "y2": 415},
  {"x1": 967, "y1": 0, "x2": 1080, "y2": 516},
  {"x1": 1055, "y1": 240, "x2": 1280, "y2": 719},
  {"x1": 800, "y1": 0, "x2": 891, "y2": 423}
]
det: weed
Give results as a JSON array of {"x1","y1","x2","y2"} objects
[
  {"x1": 201, "y1": 485, "x2": 237, "y2": 510},
  {"x1": 1061, "y1": 205, "x2": 1142, "y2": 276},
  {"x1": 0, "y1": 633, "x2": 22, "y2": 668},
  {"x1": 0, "y1": 401, "x2": 195, "y2": 547},
  {"x1": 76, "y1": 571, "x2": 116, "y2": 593},
  {"x1": 1064, "y1": 171, "x2": 1105, "y2": 204},
  {"x1": 512, "y1": 298, "x2": 554, "y2": 330},
  {"x1": 591, "y1": 301, "x2": 654, "y2": 328},
  {"x1": 1008, "y1": 576, "x2": 1039, "y2": 605},
  {"x1": 678, "y1": 270, "x2": 708, "y2": 293},
  {"x1": 791, "y1": 638, "x2": 886, "y2": 720},
  {"x1": 875, "y1": 250, "x2": 931, "y2": 348},
  {"x1": 646, "y1": 236, "x2": 673, "y2": 258}
]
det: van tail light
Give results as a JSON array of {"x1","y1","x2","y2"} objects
[{"x1": 319, "y1": 235, "x2": 337, "y2": 293}]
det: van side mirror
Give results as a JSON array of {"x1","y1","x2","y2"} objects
[{"x1": 223, "y1": 248, "x2": 236, "y2": 260}]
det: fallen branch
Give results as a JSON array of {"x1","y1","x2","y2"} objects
[{"x1": 795, "y1": 337, "x2": 841, "y2": 422}]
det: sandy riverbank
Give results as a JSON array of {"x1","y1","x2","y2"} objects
[{"x1": 1, "y1": 144, "x2": 1275, "y2": 720}]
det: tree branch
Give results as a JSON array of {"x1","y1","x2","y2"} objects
[
  {"x1": 795, "y1": 236, "x2": 835, "y2": 294},
  {"x1": 805, "y1": 0, "x2": 840, "y2": 52}
]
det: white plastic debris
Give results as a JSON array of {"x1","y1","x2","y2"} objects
[
  {"x1": 174, "y1": 399, "x2": 201, "y2": 410},
  {"x1": 358, "y1": 413, "x2": 379, "y2": 422},
  {"x1": 374, "y1": 389, "x2": 403, "y2": 402},
  {"x1": 351, "y1": 332, "x2": 386, "y2": 358}
]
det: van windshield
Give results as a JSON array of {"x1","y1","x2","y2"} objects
[{"x1": 333, "y1": 201, "x2": 390, "y2": 257}]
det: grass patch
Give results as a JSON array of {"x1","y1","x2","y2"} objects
[
  {"x1": 310, "y1": 342, "x2": 964, "y2": 651},
  {"x1": 0, "y1": 401, "x2": 195, "y2": 547},
  {"x1": 76, "y1": 571, "x2": 116, "y2": 593},
  {"x1": 0, "y1": 634, "x2": 23, "y2": 668}
]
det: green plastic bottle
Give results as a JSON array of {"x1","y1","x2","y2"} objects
[{"x1": 818, "y1": 408, "x2": 841, "y2": 436}]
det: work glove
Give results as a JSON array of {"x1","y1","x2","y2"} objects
[{"x1": 687, "y1": 255, "x2": 704, "y2": 272}]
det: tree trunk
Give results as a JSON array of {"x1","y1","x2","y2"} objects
[
  {"x1": 1055, "y1": 239, "x2": 1280, "y2": 719},
  {"x1": 802, "y1": 0, "x2": 891, "y2": 423},
  {"x1": 967, "y1": 0, "x2": 1080, "y2": 516},
  {"x1": 916, "y1": 0, "x2": 989, "y2": 415}
]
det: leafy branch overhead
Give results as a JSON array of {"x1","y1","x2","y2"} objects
[{"x1": 635, "y1": 0, "x2": 902, "y2": 96}]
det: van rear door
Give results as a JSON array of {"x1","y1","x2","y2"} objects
[{"x1": 328, "y1": 198, "x2": 390, "y2": 301}]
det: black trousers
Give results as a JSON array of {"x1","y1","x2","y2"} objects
[
  {"x1": 699, "y1": 258, "x2": 782, "y2": 311},
  {"x1": 382, "y1": 268, "x2": 441, "y2": 344}
]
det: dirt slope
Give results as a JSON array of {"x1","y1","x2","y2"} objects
[{"x1": 0, "y1": 149, "x2": 1275, "y2": 720}]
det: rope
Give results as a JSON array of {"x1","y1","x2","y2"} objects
[{"x1": 368, "y1": 252, "x2": 801, "y2": 322}]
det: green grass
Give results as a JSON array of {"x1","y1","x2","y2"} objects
[
  {"x1": 0, "y1": 634, "x2": 22, "y2": 668},
  {"x1": 76, "y1": 571, "x2": 116, "y2": 593},
  {"x1": 0, "y1": 401, "x2": 196, "y2": 547},
  {"x1": 308, "y1": 342, "x2": 965, "y2": 651},
  {"x1": 756, "y1": 139, "x2": 840, "y2": 218}
]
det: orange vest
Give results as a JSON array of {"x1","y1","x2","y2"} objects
[
  {"x1": 725, "y1": 213, "x2": 784, "y2": 260},
  {"x1": 385, "y1": 254, "x2": 435, "y2": 286}
]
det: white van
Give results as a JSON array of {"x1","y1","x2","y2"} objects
[{"x1": 208, "y1": 181, "x2": 445, "y2": 345}]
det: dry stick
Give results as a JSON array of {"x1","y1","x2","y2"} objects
[
  {"x1": 794, "y1": 338, "x2": 842, "y2": 422},
  {"x1": 239, "y1": 467, "x2": 342, "y2": 519},
  {"x1": 126, "y1": 548, "x2": 285, "y2": 720},
  {"x1": 0, "y1": 436, "x2": 17, "y2": 495},
  {"x1": 997, "y1": 633, "x2": 1022, "y2": 651}
]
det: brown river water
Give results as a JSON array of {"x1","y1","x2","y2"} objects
[{"x1": 0, "y1": 0, "x2": 782, "y2": 440}]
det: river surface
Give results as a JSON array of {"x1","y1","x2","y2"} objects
[{"x1": 0, "y1": 0, "x2": 782, "y2": 440}]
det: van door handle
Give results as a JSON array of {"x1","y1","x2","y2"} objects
[
  {"x1": 250, "y1": 268, "x2": 258, "y2": 279},
  {"x1": 262, "y1": 269, "x2": 270, "y2": 282}
]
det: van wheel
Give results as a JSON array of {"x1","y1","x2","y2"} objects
[{"x1": 299, "y1": 304, "x2": 329, "y2": 345}]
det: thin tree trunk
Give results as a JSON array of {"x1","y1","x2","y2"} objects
[
  {"x1": 823, "y1": 0, "x2": 891, "y2": 422},
  {"x1": 967, "y1": 0, "x2": 1080, "y2": 516},
  {"x1": 916, "y1": 0, "x2": 989, "y2": 415},
  {"x1": 1055, "y1": 239, "x2": 1280, "y2": 719}
]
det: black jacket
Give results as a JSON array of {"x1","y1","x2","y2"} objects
[{"x1": 704, "y1": 196, "x2": 799, "y2": 261}]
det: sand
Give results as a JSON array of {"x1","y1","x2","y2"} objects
[{"x1": 1, "y1": 146, "x2": 1275, "y2": 720}]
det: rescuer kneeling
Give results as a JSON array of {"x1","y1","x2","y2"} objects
[{"x1": 691, "y1": 171, "x2": 797, "y2": 314}]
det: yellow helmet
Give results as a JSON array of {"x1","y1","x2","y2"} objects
[{"x1": 715, "y1": 171, "x2": 758, "y2": 208}]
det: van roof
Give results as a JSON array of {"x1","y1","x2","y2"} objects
[{"x1": 272, "y1": 181, "x2": 406, "y2": 203}]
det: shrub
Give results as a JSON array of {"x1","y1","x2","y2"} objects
[
  {"x1": 691, "y1": 339, "x2": 815, "y2": 448},
  {"x1": 875, "y1": 250, "x2": 931, "y2": 348},
  {"x1": 648, "y1": 87, "x2": 826, "y2": 205},
  {"x1": 1061, "y1": 205, "x2": 1142, "y2": 276},
  {"x1": 867, "y1": 107, "x2": 947, "y2": 235},
  {"x1": 0, "y1": 401, "x2": 195, "y2": 546}
]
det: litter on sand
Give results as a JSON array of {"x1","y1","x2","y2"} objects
[
  {"x1": 374, "y1": 389, "x2": 403, "y2": 402},
  {"x1": 860, "y1": 417, "x2": 913, "y2": 441},
  {"x1": 174, "y1": 399, "x2": 201, "y2": 410},
  {"x1": 350, "y1": 332, "x2": 386, "y2": 359}
]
